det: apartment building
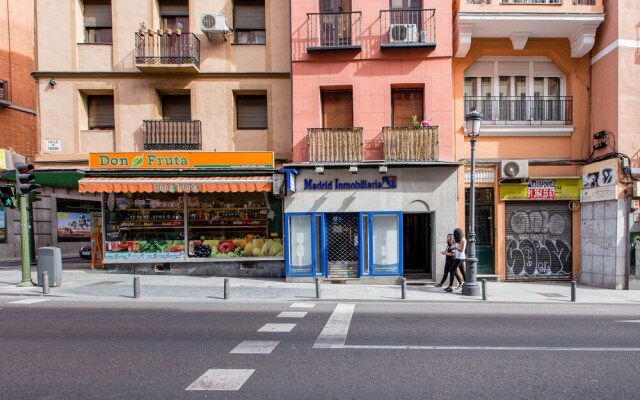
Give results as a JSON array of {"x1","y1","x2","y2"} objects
[
  {"x1": 286, "y1": 1, "x2": 456, "y2": 283},
  {"x1": 33, "y1": 0, "x2": 291, "y2": 275},
  {"x1": 587, "y1": 0, "x2": 640, "y2": 289},
  {"x1": 0, "y1": 0, "x2": 37, "y2": 258},
  {"x1": 453, "y1": 0, "x2": 604, "y2": 282}
]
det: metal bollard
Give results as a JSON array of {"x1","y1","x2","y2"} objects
[
  {"x1": 42, "y1": 271, "x2": 50, "y2": 295},
  {"x1": 315, "y1": 277, "x2": 321, "y2": 299},
  {"x1": 133, "y1": 276, "x2": 140, "y2": 298},
  {"x1": 481, "y1": 279, "x2": 487, "y2": 301},
  {"x1": 224, "y1": 278, "x2": 229, "y2": 300},
  {"x1": 401, "y1": 278, "x2": 407, "y2": 300},
  {"x1": 571, "y1": 280, "x2": 576, "y2": 302}
]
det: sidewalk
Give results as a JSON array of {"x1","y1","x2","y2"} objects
[{"x1": 1, "y1": 267, "x2": 639, "y2": 305}]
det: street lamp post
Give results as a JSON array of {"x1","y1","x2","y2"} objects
[{"x1": 462, "y1": 108, "x2": 482, "y2": 297}]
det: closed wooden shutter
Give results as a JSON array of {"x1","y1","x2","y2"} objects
[
  {"x1": 392, "y1": 88, "x2": 423, "y2": 126},
  {"x1": 84, "y1": 0, "x2": 112, "y2": 27},
  {"x1": 234, "y1": 0, "x2": 265, "y2": 29},
  {"x1": 322, "y1": 90, "x2": 353, "y2": 128},
  {"x1": 237, "y1": 95, "x2": 268, "y2": 129},
  {"x1": 88, "y1": 95, "x2": 115, "y2": 129},
  {"x1": 159, "y1": 0, "x2": 188, "y2": 16},
  {"x1": 162, "y1": 95, "x2": 191, "y2": 120}
]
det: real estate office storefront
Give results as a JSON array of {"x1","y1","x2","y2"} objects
[{"x1": 78, "y1": 151, "x2": 285, "y2": 277}]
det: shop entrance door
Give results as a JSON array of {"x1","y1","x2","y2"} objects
[
  {"x1": 402, "y1": 213, "x2": 431, "y2": 277},
  {"x1": 325, "y1": 213, "x2": 359, "y2": 278}
]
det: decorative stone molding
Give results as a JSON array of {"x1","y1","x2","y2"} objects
[
  {"x1": 510, "y1": 32, "x2": 530, "y2": 51},
  {"x1": 570, "y1": 25, "x2": 599, "y2": 58},
  {"x1": 455, "y1": 23, "x2": 474, "y2": 58}
]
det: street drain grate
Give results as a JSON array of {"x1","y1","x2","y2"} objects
[
  {"x1": 538, "y1": 292, "x2": 566, "y2": 298},
  {"x1": 89, "y1": 281, "x2": 125, "y2": 286}
]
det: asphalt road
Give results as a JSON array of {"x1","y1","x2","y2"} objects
[{"x1": 1, "y1": 300, "x2": 639, "y2": 399}]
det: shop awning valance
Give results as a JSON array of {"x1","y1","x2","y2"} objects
[{"x1": 78, "y1": 176, "x2": 272, "y2": 193}]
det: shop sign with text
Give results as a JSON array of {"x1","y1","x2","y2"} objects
[
  {"x1": 303, "y1": 176, "x2": 397, "y2": 191},
  {"x1": 500, "y1": 179, "x2": 581, "y2": 201},
  {"x1": 89, "y1": 152, "x2": 274, "y2": 170}
]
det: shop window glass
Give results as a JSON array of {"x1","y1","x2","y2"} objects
[
  {"x1": 0, "y1": 206, "x2": 6, "y2": 243},
  {"x1": 289, "y1": 215, "x2": 313, "y2": 271},
  {"x1": 322, "y1": 90, "x2": 353, "y2": 128},
  {"x1": 372, "y1": 214, "x2": 399, "y2": 272},
  {"x1": 83, "y1": 0, "x2": 112, "y2": 44},
  {"x1": 56, "y1": 199, "x2": 101, "y2": 242},
  {"x1": 234, "y1": 0, "x2": 266, "y2": 44},
  {"x1": 392, "y1": 88, "x2": 423, "y2": 127},
  {"x1": 88, "y1": 95, "x2": 115, "y2": 130},
  {"x1": 236, "y1": 95, "x2": 268, "y2": 129}
]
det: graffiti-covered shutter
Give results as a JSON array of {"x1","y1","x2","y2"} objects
[{"x1": 505, "y1": 202, "x2": 572, "y2": 280}]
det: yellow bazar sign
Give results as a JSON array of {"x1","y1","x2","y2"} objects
[
  {"x1": 500, "y1": 179, "x2": 581, "y2": 201},
  {"x1": 89, "y1": 152, "x2": 274, "y2": 169}
]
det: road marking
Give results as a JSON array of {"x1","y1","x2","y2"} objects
[
  {"x1": 616, "y1": 320, "x2": 640, "y2": 323},
  {"x1": 337, "y1": 345, "x2": 640, "y2": 352},
  {"x1": 314, "y1": 303, "x2": 355, "y2": 349},
  {"x1": 277, "y1": 311, "x2": 307, "y2": 318},
  {"x1": 9, "y1": 299, "x2": 50, "y2": 304},
  {"x1": 186, "y1": 369, "x2": 254, "y2": 391},
  {"x1": 290, "y1": 303, "x2": 315, "y2": 308},
  {"x1": 231, "y1": 341, "x2": 279, "y2": 354},
  {"x1": 258, "y1": 323, "x2": 296, "y2": 333}
]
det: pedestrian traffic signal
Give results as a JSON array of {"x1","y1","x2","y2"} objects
[
  {"x1": 15, "y1": 163, "x2": 40, "y2": 195},
  {"x1": 0, "y1": 186, "x2": 15, "y2": 208}
]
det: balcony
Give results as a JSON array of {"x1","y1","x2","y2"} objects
[
  {"x1": 380, "y1": 9, "x2": 436, "y2": 49},
  {"x1": 457, "y1": 0, "x2": 604, "y2": 58},
  {"x1": 308, "y1": 128, "x2": 363, "y2": 163},
  {"x1": 0, "y1": 80, "x2": 10, "y2": 108},
  {"x1": 382, "y1": 126, "x2": 439, "y2": 161},
  {"x1": 464, "y1": 96, "x2": 573, "y2": 125},
  {"x1": 135, "y1": 32, "x2": 200, "y2": 73},
  {"x1": 306, "y1": 12, "x2": 362, "y2": 52},
  {"x1": 143, "y1": 120, "x2": 202, "y2": 150}
]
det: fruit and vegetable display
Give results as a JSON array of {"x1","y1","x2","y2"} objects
[
  {"x1": 106, "y1": 240, "x2": 185, "y2": 253},
  {"x1": 189, "y1": 236, "x2": 284, "y2": 258}
]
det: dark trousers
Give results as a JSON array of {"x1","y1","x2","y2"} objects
[
  {"x1": 440, "y1": 257, "x2": 460, "y2": 285},
  {"x1": 448, "y1": 259, "x2": 466, "y2": 286}
]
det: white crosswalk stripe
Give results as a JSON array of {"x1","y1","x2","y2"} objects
[
  {"x1": 186, "y1": 369, "x2": 255, "y2": 391},
  {"x1": 258, "y1": 323, "x2": 296, "y2": 333},
  {"x1": 277, "y1": 311, "x2": 307, "y2": 318},
  {"x1": 231, "y1": 341, "x2": 279, "y2": 354},
  {"x1": 290, "y1": 303, "x2": 315, "y2": 308},
  {"x1": 9, "y1": 299, "x2": 50, "y2": 304}
]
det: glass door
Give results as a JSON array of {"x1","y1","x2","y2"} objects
[
  {"x1": 286, "y1": 214, "x2": 315, "y2": 277},
  {"x1": 369, "y1": 212, "x2": 402, "y2": 275}
]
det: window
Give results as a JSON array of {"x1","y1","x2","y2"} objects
[
  {"x1": 389, "y1": 0, "x2": 422, "y2": 26},
  {"x1": 236, "y1": 95, "x2": 268, "y2": 129},
  {"x1": 392, "y1": 88, "x2": 423, "y2": 126},
  {"x1": 159, "y1": 0, "x2": 189, "y2": 32},
  {"x1": 88, "y1": 95, "x2": 115, "y2": 130},
  {"x1": 321, "y1": 90, "x2": 353, "y2": 128},
  {"x1": 83, "y1": 0, "x2": 112, "y2": 44},
  {"x1": 320, "y1": 1, "x2": 353, "y2": 47},
  {"x1": 234, "y1": 0, "x2": 266, "y2": 44},
  {"x1": 0, "y1": 80, "x2": 7, "y2": 101},
  {"x1": 162, "y1": 95, "x2": 191, "y2": 120}
]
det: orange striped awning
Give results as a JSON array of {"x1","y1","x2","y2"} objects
[{"x1": 78, "y1": 176, "x2": 272, "y2": 193}]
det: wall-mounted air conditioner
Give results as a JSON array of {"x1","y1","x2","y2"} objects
[
  {"x1": 389, "y1": 24, "x2": 418, "y2": 43},
  {"x1": 500, "y1": 160, "x2": 529, "y2": 180},
  {"x1": 200, "y1": 13, "x2": 230, "y2": 33}
]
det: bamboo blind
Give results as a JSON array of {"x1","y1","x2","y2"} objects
[
  {"x1": 307, "y1": 127, "x2": 364, "y2": 162},
  {"x1": 382, "y1": 126, "x2": 439, "y2": 161}
]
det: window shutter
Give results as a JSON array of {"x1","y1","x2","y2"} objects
[
  {"x1": 392, "y1": 89, "x2": 423, "y2": 126},
  {"x1": 84, "y1": 0, "x2": 112, "y2": 27},
  {"x1": 162, "y1": 95, "x2": 191, "y2": 120},
  {"x1": 88, "y1": 95, "x2": 115, "y2": 129},
  {"x1": 237, "y1": 95, "x2": 268, "y2": 129},
  {"x1": 235, "y1": 0, "x2": 265, "y2": 29},
  {"x1": 322, "y1": 90, "x2": 353, "y2": 128},
  {"x1": 159, "y1": 0, "x2": 189, "y2": 16}
]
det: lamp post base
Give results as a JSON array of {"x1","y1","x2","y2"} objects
[{"x1": 462, "y1": 281, "x2": 480, "y2": 296}]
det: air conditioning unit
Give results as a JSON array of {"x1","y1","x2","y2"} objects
[
  {"x1": 500, "y1": 160, "x2": 529, "y2": 180},
  {"x1": 200, "y1": 13, "x2": 230, "y2": 33},
  {"x1": 389, "y1": 24, "x2": 418, "y2": 43}
]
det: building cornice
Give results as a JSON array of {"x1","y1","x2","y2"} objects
[{"x1": 31, "y1": 71, "x2": 291, "y2": 79}]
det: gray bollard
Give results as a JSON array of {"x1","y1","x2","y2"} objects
[
  {"x1": 224, "y1": 278, "x2": 230, "y2": 300},
  {"x1": 571, "y1": 280, "x2": 576, "y2": 302},
  {"x1": 315, "y1": 277, "x2": 321, "y2": 299},
  {"x1": 133, "y1": 276, "x2": 140, "y2": 298},
  {"x1": 481, "y1": 279, "x2": 487, "y2": 301},
  {"x1": 42, "y1": 271, "x2": 50, "y2": 295},
  {"x1": 401, "y1": 278, "x2": 407, "y2": 300}
]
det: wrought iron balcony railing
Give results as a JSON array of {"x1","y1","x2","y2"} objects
[
  {"x1": 135, "y1": 32, "x2": 200, "y2": 68},
  {"x1": 143, "y1": 120, "x2": 202, "y2": 150},
  {"x1": 380, "y1": 9, "x2": 436, "y2": 48},
  {"x1": 468, "y1": 0, "x2": 596, "y2": 4},
  {"x1": 0, "y1": 80, "x2": 8, "y2": 103},
  {"x1": 382, "y1": 126, "x2": 439, "y2": 161},
  {"x1": 308, "y1": 127, "x2": 363, "y2": 162},
  {"x1": 307, "y1": 11, "x2": 362, "y2": 51},
  {"x1": 464, "y1": 96, "x2": 573, "y2": 124}
]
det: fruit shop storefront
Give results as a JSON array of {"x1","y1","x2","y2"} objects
[
  {"x1": 283, "y1": 163, "x2": 459, "y2": 284},
  {"x1": 78, "y1": 152, "x2": 285, "y2": 277}
]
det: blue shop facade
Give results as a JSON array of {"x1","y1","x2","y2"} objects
[{"x1": 282, "y1": 164, "x2": 459, "y2": 284}]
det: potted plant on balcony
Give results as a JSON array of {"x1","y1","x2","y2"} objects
[
  {"x1": 166, "y1": 26, "x2": 173, "y2": 35},
  {"x1": 175, "y1": 22, "x2": 183, "y2": 35},
  {"x1": 139, "y1": 22, "x2": 146, "y2": 35},
  {"x1": 157, "y1": 28, "x2": 164, "y2": 36}
]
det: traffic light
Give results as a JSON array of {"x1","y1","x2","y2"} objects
[
  {"x1": 15, "y1": 163, "x2": 40, "y2": 195},
  {"x1": 0, "y1": 186, "x2": 15, "y2": 208}
]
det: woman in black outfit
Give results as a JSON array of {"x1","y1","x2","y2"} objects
[{"x1": 435, "y1": 234, "x2": 461, "y2": 288}]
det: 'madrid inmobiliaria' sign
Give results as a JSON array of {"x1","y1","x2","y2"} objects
[{"x1": 303, "y1": 176, "x2": 397, "y2": 190}]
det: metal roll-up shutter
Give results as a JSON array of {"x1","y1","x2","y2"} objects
[{"x1": 505, "y1": 202, "x2": 572, "y2": 280}]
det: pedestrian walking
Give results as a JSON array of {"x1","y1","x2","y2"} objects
[
  {"x1": 443, "y1": 228, "x2": 466, "y2": 292},
  {"x1": 435, "y1": 234, "x2": 459, "y2": 288}
]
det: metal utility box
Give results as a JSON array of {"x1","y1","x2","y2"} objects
[{"x1": 37, "y1": 247, "x2": 62, "y2": 287}]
